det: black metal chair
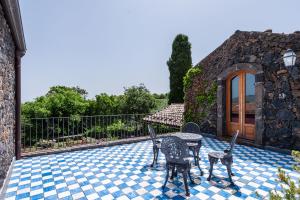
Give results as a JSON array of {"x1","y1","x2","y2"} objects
[
  {"x1": 161, "y1": 136, "x2": 194, "y2": 196},
  {"x1": 181, "y1": 122, "x2": 201, "y2": 134},
  {"x1": 207, "y1": 130, "x2": 239, "y2": 184},
  {"x1": 181, "y1": 122, "x2": 203, "y2": 175},
  {"x1": 148, "y1": 124, "x2": 161, "y2": 167}
]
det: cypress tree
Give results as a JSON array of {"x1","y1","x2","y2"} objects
[{"x1": 167, "y1": 34, "x2": 192, "y2": 104}]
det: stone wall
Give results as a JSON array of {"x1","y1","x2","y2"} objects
[
  {"x1": 185, "y1": 30, "x2": 300, "y2": 150},
  {"x1": 0, "y1": 3, "x2": 16, "y2": 188}
]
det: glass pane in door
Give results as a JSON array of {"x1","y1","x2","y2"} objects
[
  {"x1": 245, "y1": 74, "x2": 255, "y2": 124},
  {"x1": 230, "y1": 76, "x2": 239, "y2": 122}
]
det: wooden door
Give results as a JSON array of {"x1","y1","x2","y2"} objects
[{"x1": 226, "y1": 70, "x2": 255, "y2": 140}]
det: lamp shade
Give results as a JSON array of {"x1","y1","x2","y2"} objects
[{"x1": 283, "y1": 49, "x2": 296, "y2": 67}]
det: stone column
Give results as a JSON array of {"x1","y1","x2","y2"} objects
[
  {"x1": 255, "y1": 72, "x2": 264, "y2": 145},
  {"x1": 217, "y1": 79, "x2": 226, "y2": 137}
]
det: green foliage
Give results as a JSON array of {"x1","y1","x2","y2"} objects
[
  {"x1": 45, "y1": 86, "x2": 88, "y2": 117},
  {"x1": 183, "y1": 108, "x2": 194, "y2": 123},
  {"x1": 269, "y1": 150, "x2": 300, "y2": 200},
  {"x1": 152, "y1": 98, "x2": 168, "y2": 113},
  {"x1": 121, "y1": 84, "x2": 156, "y2": 114},
  {"x1": 167, "y1": 34, "x2": 192, "y2": 104},
  {"x1": 107, "y1": 120, "x2": 135, "y2": 132},
  {"x1": 196, "y1": 81, "x2": 217, "y2": 120},
  {"x1": 86, "y1": 94, "x2": 122, "y2": 115},
  {"x1": 152, "y1": 93, "x2": 168, "y2": 99},
  {"x1": 22, "y1": 86, "x2": 88, "y2": 119},
  {"x1": 22, "y1": 96, "x2": 51, "y2": 119},
  {"x1": 183, "y1": 67, "x2": 202, "y2": 91},
  {"x1": 183, "y1": 81, "x2": 217, "y2": 123}
]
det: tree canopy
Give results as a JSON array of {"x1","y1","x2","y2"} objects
[
  {"x1": 121, "y1": 84, "x2": 156, "y2": 114},
  {"x1": 22, "y1": 84, "x2": 166, "y2": 119}
]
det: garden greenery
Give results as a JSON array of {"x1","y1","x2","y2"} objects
[
  {"x1": 183, "y1": 66, "x2": 202, "y2": 91},
  {"x1": 22, "y1": 84, "x2": 167, "y2": 120},
  {"x1": 183, "y1": 65, "x2": 218, "y2": 123},
  {"x1": 268, "y1": 150, "x2": 300, "y2": 200}
]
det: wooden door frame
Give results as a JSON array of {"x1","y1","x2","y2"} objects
[
  {"x1": 216, "y1": 63, "x2": 264, "y2": 145},
  {"x1": 225, "y1": 70, "x2": 255, "y2": 139}
]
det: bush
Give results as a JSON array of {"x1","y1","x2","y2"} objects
[{"x1": 269, "y1": 150, "x2": 300, "y2": 199}]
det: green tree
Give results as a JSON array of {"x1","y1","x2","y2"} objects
[
  {"x1": 22, "y1": 86, "x2": 88, "y2": 119},
  {"x1": 21, "y1": 96, "x2": 51, "y2": 119},
  {"x1": 167, "y1": 34, "x2": 192, "y2": 104},
  {"x1": 86, "y1": 93, "x2": 122, "y2": 115},
  {"x1": 121, "y1": 84, "x2": 156, "y2": 114},
  {"x1": 45, "y1": 86, "x2": 88, "y2": 117},
  {"x1": 71, "y1": 86, "x2": 88, "y2": 99}
]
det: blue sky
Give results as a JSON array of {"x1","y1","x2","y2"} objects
[{"x1": 20, "y1": 0, "x2": 300, "y2": 102}]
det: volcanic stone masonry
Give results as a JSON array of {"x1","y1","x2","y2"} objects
[
  {"x1": 185, "y1": 30, "x2": 300, "y2": 150},
  {"x1": 0, "y1": 3, "x2": 16, "y2": 188}
]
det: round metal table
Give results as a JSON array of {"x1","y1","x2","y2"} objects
[
  {"x1": 171, "y1": 132, "x2": 203, "y2": 176},
  {"x1": 172, "y1": 132, "x2": 203, "y2": 142}
]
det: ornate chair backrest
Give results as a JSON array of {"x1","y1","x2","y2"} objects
[
  {"x1": 148, "y1": 124, "x2": 157, "y2": 146},
  {"x1": 161, "y1": 136, "x2": 190, "y2": 164},
  {"x1": 181, "y1": 122, "x2": 200, "y2": 134},
  {"x1": 227, "y1": 130, "x2": 239, "y2": 156}
]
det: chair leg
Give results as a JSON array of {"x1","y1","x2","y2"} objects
[
  {"x1": 182, "y1": 170, "x2": 190, "y2": 196},
  {"x1": 170, "y1": 166, "x2": 176, "y2": 180},
  {"x1": 162, "y1": 164, "x2": 169, "y2": 190},
  {"x1": 155, "y1": 148, "x2": 159, "y2": 163},
  {"x1": 195, "y1": 145, "x2": 203, "y2": 176},
  {"x1": 197, "y1": 160, "x2": 203, "y2": 176},
  {"x1": 192, "y1": 147, "x2": 197, "y2": 166},
  {"x1": 207, "y1": 158, "x2": 214, "y2": 181},
  {"x1": 226, "y1": 164, "x2": 234, "y2": 184},
  {"x1": 188, "y1": 169, "x2": 194, "y2": 184},
  {"x1": 151, "y1": 147, "x2": 156, "y2": 167}
]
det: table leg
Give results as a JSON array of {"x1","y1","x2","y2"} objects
[{"x1": 195, "y1": 141, "x2": 203, "y2": 176}]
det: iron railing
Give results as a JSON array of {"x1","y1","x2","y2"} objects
[{"x1": 21, "y1": 114, "x2": 181, "y2": 155}]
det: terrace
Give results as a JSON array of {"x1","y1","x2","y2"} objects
[
  {"x1": 0, "y1": 1, "x2": 300, "y2": 200},
  {"x1": 2, "y1": 120, "x2": 299, "y2": 199}
]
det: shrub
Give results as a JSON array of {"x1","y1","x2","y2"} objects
[{"x1": 269, "y1": 150, "x2": 300, "y2": 199}]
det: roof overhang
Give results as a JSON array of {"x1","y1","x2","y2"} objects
[{"x1": 0, "y1": 0, "x2": 26, "y2": 57}]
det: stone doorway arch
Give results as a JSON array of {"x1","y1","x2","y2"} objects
[{"x1": 216, "y1": 63, "x2": 264, "y2": 145}]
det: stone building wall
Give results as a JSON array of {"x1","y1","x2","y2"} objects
[
  {"x1": 0, "y1": 3, "x2": 16, "y2": 187},
  {"x1": 185, "y1": 30, "x2": 300, "y2": 150}
]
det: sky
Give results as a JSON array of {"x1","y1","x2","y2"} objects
[{"x1": 19, "y1": 0, "x2": 300, "y2": 102}]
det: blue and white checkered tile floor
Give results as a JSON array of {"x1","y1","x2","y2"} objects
[{"x1": 4, "y1": 137, "x2": 300, "y2": 200}]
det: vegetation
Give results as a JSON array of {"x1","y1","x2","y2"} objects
[
  {"x1": 21, "y1": 84, "x2": 169, "y2": 147},
  {"x1": 269, "y1": 150, "x2": 300, "y2": 200},
  {"x1": 182, "y1": 65, "x2": 219, "y2": 123},
  {"x1": 22, "y1": 84, "x2": 166, "y2": 120},
  {"x1": 121, "y1": 84, "x2": 156, "y2": 114},
  {"x1": 183, "y1": 66, "x2": 202, "y2": 92},
  {"x1": 167, "y1": 34, "x2": 192, "y2": 104},
  {"x1": 22, "y1": 86, "x2": 88, "y2": 119}
]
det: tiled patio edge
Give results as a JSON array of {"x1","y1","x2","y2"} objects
[
  {"x1": 0, "y1": 157, "x2": 15, "y2": 199},
  {"x1": 21, "y1": 132, "x2": 291, "y2": 159},
  {"x1": 21, "y1": 134, "x2": 175, "y2": 158}
]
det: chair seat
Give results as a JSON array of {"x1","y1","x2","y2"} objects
[
  {"x1": 183, "y1": 156, "x2": 194, "y2": 162},
  {"x1": 208, "y1": 151, "x2": 225, "y2": 159},
  {"x1": 156, "y1": 143, "x2": 161, "y2": 148},
  {"x1": 155, "y1": 140, "x2": 161, "y2": 148},
  {"x1": 187, "y1": 142, "x2": 198, "y2": 147}
]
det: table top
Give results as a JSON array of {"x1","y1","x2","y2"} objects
[{"x1": 172, "y1": 132, "x2": 203, "y2": 142}]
